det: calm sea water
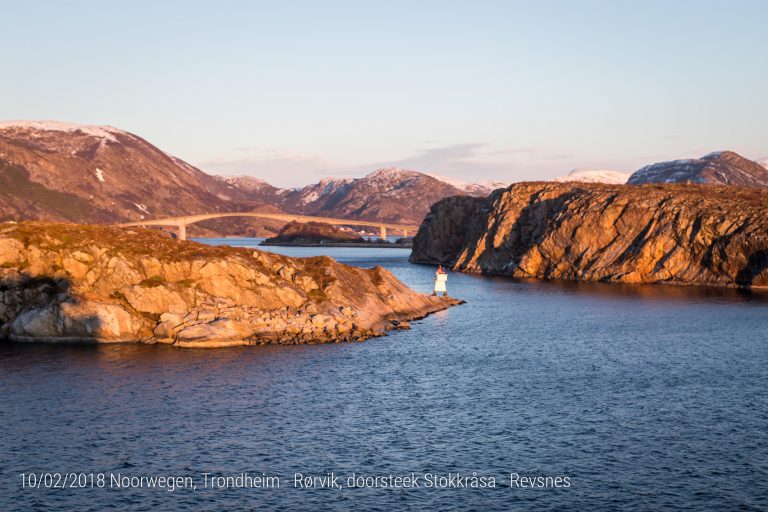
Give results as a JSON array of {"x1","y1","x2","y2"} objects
[{"x1": 1, "y1": 238, "x2": 767, "y2": 511}]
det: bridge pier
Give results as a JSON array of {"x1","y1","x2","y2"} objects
[
  {"x1": 177, "y1": 223, "x2": 187, "y2": 241},
  {"x1": 379, "y1": 226, "x2": 387, "y2": 240}
]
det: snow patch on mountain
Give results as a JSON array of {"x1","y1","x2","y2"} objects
[
  {"x1": 426, "y1": 173, "x2": 506, "y2": 194},
  {"x1": 426, "y1": 173, "x2": 474, "y2": 189},
  {"x1": 295, "y1": 177, "x2": 352, "y2": 204},
  {"x1": 216, "y1": 175, "x2": 273, "y2": 192},
  {"x1": 0, "y1": 120, "x2": 125, "y2": 142},
  {"x1": 364, "y1": 167, "x2": 421, "y2": 186},
  {"x1": 95, "y1": 168, "x2": 105, "y2": 182},
  {"x1": 554, "y1": 169, "x2": 631, "y2": 184}
]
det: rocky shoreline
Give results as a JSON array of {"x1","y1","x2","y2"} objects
[
  {"x1": 411, "y1": 182, "x2": 768, "y2": 289},
  {"x1": 0, "y1": 223, "x2": 460, "y2": 347}
]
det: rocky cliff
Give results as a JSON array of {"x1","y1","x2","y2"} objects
[
  {"x1": 0, "y1": 223, "x2": 459, "y2": 347},
  {"x1": 411, "y1": 182, "x2": 768, "y2": 288}
]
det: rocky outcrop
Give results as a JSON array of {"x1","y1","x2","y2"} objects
[
  {"x1": 627, "y1": 150, "x2": 768, "y2": 188},
  {"x1": 411, "y1": 182, "x2": 768, "y2": 288},
  {"x1": 0, "y1": 223, "x2": 459, "y2": 347}
]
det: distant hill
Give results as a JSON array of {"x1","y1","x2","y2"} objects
[{"x1": 627, "y1": 150, "x2": 768, "y2": 188}]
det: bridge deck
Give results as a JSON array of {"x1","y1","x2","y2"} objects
[{"x1": 118, "y1": 212, "x2": 420, "y2": 241}]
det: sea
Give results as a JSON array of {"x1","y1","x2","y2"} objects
[{"x1": 1, "y1": 238, "x2": 766, "y2": 511}]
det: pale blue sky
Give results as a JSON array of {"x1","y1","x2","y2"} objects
[{"x1": 1, "y1": 0, "x2": 766, "y2": 187}]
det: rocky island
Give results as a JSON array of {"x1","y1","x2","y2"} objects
[
  {"x1": 411, "y1": 182, "x2": 768, "y2": 288},
  {"x1": 0, "y1": 223, "x2": 459, "y2": 347},
  {"x1": 262, "y1": 221, "x2": 366, "y2": 245},
  {"x1": 261, "y1": 221, "x2": 413, "y2": 248}
]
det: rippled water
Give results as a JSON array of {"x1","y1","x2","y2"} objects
[{"x1": 1, "y1": 238, "x2": 767, "y2": 511}]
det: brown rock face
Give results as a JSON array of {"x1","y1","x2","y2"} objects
[
  {"x1": 0, "y1": 223, "x2": 459, "y2": 347},
  {"x1": 410, "y1": 182, "x2": 768, "y2": 288}
]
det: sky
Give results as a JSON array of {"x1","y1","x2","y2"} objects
[{"x1": 1, "y1": 0, "x2": 766, "y2": 187}]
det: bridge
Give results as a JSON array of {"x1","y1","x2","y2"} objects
[{"x1": 118, "y1": 212, "x2": 419, "y2": 241}]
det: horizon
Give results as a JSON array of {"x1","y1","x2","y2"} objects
[{"x1": 2, "y1": 0, "x2": 767, "y2": 187}]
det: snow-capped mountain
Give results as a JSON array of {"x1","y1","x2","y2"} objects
[
  {"x1": 627, "y1": 151, "x2": 768, "y2": 188},
  {"x1": 553, "y1": 169, "x2": 631, "y2": 184},
  {"x1": 757, "y1": 157, "x2": 768, "y2": 170}
]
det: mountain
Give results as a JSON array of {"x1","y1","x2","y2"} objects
[
  {"x1": 288, "y1": 168, "x2": 475, "y2": 224},
  {"x1": 627, "y1": 150, "x2": 768, "y2": 188},
  {"x1": 0, "y1": 120, "x2": 246, "y2": 224},
  {"x1": 215, "y1": 175, "x2": 283, "y2": 203},
  {"x1": 411, "y1": 181, "x2": 768, "y2": 288},
  {"x1": 220, "y1": 168, "x2": 490, "y2": 225},
  {"x1": 0, "y1": 121, "x2": 492, "y2": 231},
  {"x1": 553, "y1": 169, "x2": 630, "y2": 184},
  {"x1": 757, "y1": 158, "x2": 768, "y2": 170}
]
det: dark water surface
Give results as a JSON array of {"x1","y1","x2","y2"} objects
[{"x1": 1, "y1": 238, "x2": 767, "y2": 511}]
